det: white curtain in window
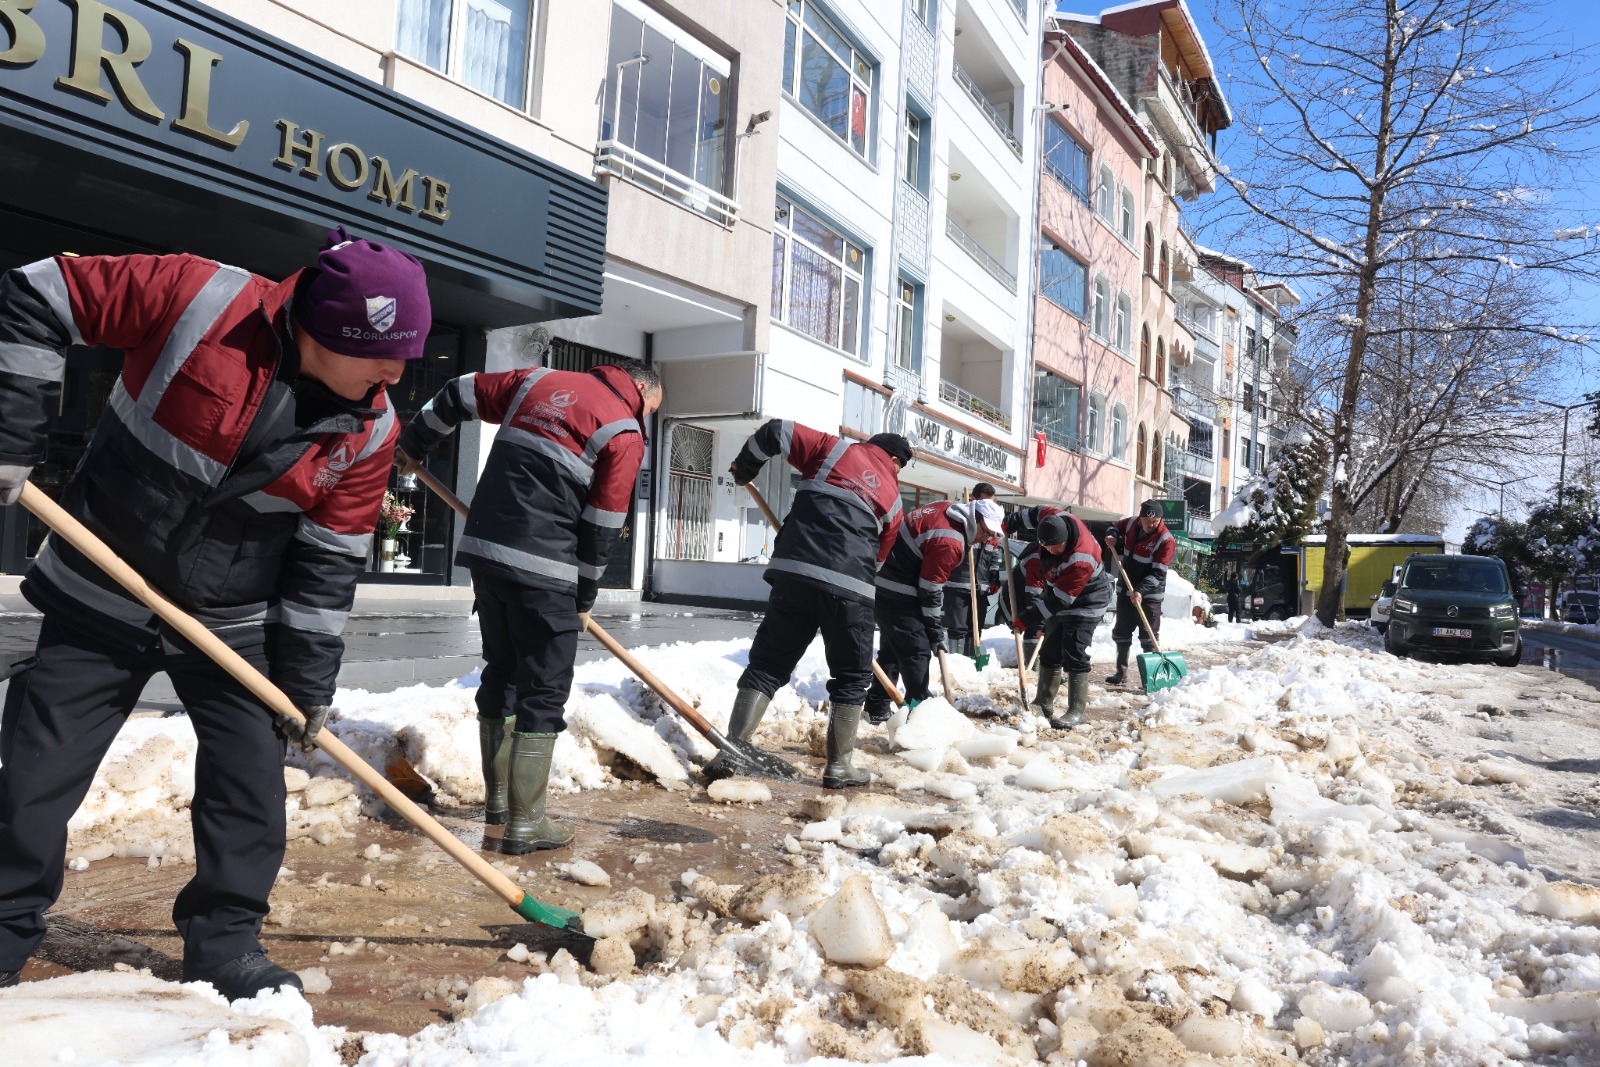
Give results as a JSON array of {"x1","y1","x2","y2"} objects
[
  {"x1": 462, "y1": 0, "x2": 514, "y2": 102},
  {"x1": 398, "y1": 0, "x2": 451, "y2": 70}
]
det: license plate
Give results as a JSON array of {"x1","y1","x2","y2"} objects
[{"x1": 1431, "y1": 627, "x2": 1472, "y2": 638}]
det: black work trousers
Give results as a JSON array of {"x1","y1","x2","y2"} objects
[
  {"x1": 1039, "y1": 611, "x2": 1098, "y2": 674},
  {"x1": 867, "y1": 597, "x2": 934, "y2": 716},
  {"x1": 473, "y1": 575, "x2": 581, "y2": 734},
  {"x1": 942, "y1": 589, "x2": 974, "y2": 657},
  {"x1": 0, "y1": 615, "x2": 287, "y2": 972},
  {"x1": 739, "y1": 578, "x2": 873, "y2": 707},
  {"x1": 1112, "y1": 594, "x2": 1162, "y2": 653}
]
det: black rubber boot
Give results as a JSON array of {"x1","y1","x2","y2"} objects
[
  {"x1": 181, "y1": 950, "x2": 302, "y2": 1001},
  {"x1": 822, "y1": 704, "x2": 872, "y2": 789},
  {"x1": 500, "y1": 733, "x2": 574, "y2": 855},
  {"x1": 1106, "y1": 645, "x2": 1130, "y2": 686},
  {"x1": 703, "y1": 689, "x2": 771, "y2": 781},
  {"x1": 1051, "y1": 672, "x2": 1090, "y2": 729},
  {"x1": 0, "y1": 968, "x2": 18, "y2": 988},
  {"x1": 479, "y1": 714, "x2": 515, "y2": 825},
  {"x1": 1031, "y1": 668, "x2": 1063, "y2": 721}
]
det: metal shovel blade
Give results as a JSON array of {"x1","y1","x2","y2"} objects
[
  {"x1": 1136, "y1": 651, "x2": 1188, "y2": 693},
  {"x1": 715, "y1": 734, "x2": 802, "y2": 781}
]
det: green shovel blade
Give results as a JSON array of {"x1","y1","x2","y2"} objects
[
  {"x1": 1136, "y1": 652, "x2": 1188, "y2": 693},
  {"x1": 971, "y1": 650, "x2": 991, "y2": 670},
  {"x1": 512, "y1": 891, "x2": 587, "y2": 934}
]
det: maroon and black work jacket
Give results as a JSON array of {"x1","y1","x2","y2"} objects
[
  {"x1": 1004, "y1": 503, "x2": 1065, "y2": 542},
  {"x1": 1110, "y1": 516, "x2": 1176, "y2": 600},
  {"x1": 0, "y1": 254, "x2": 399, "y2": 705},
  {"x1": 1024, "y1": 513, "x2": 1113, "y2": 621},
  {"x1": 401, "y1": 365, "x2": 646, "y2": 610},
  {"x1": 732, "y1": 420, "x2": 902, "y2": 604},
  {"x1": 876, "y1": 500, "x2": 977, "y2": 625}
]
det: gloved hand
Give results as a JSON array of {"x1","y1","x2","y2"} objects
[
  {"x1": 926, "y1": 625, "x2": 947, "y2": 653},
  {"x1": 1020, "y1": 602, "x2": 1046, "y2": 632},
  {"x1": 0, "y1": 464, "x2": 31, "y2": 506},
  {"x1": 1010, "y1": 618, "x2": 1028, "y2": 634},
  {"x1": 988, "y1": 583, "x2": 1001, "y2": 595},
  {"x1": 393, "y1": 448, "x2": 421, "y2": 477},
  {"x1": 1002, "y1": 512, "x2": 1022, "y2": 537},
  {"x1": 396, "y1": 424, "x2": 428, "y2": 471},
  {"x1": 277, "y1": 704, "x2": 330, "y2": 752},
  {"x1": 728, "y1": 459, "x2": 761, "y2": 487},
  {"x1": 576, "y1": 577, "x2": 598, "y2": 615}
]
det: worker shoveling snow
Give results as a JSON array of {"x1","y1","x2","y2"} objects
[{"x1": 7, "y1": 618, "x2": 1600, "y2": 1065}]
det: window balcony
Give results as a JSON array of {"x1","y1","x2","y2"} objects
[
  {"x1": 945, "y1": 216, "x2": 1016, "y2": 289},
  {"x1": 953, "y1": 60, "x2": 1023, "y2": 159},
  {"x1": 1142, "y1": 67, "x2": 1220, "y2": 196},
  {"x1": 939, "y1": 377, "x2": 1011, "y2": 432},
  {"x1": 1169, "y1": 381, "x2": 1215, "y2": 422},
  {"x1": 595, "y1": 140, "x2": 739, "y2": 228}
]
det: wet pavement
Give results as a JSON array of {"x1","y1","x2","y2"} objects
[{"x1": 1520, "y1": 624, "x2": 1600, "y2": 692}]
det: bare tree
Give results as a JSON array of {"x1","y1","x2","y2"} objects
[{"x1": 1206, "y1": 0, "x2": 1600, "y2": 624}]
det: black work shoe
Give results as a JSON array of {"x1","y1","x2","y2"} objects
[
  {"x1": 0, "y1": 968, "x2": 18, "y2": 988},
  {"x1": 1105, "y1": 670, "x2": 1127, "y2": 686},
  {"x1": 182, "y1": 950, "x2": 303, "y2": 1001}
]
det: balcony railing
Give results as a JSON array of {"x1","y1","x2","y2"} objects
[
  {"x1": 945, "y1": 216, "x2": 1016, "y2": 289},
  {"x1": 1172, "y1": 447, "x2": 1215, "y2": 478},
  {"x1": 1170, "y1": 382, "x2": 1214, "y2": 421},
  {"x1": 884, "y1": 359, "x2": 926, "y2": 401},
  {"x1": 1175, "y1": 304, "x2": 1219, "y2": 341},
  {"x1": 595, "y1": 140, "x2": 739, "y2": 228},
  {"x1": 1034, "y1": 421, "x2": 1081, "y2": 453},
  {"x1": 953, "y1": 60, "x2": 1023, "y2": 158},
  {"x1": 939, "y1": 377, "x2": 1012, "y2": 432}
]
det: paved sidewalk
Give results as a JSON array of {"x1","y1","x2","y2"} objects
[{"x1": 0, "y1": 595, "x2": 762, "y2": 713}]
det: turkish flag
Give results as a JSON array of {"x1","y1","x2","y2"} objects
[{"x1": 1035, "y1": 432, "x2": 1047, "y2": 467}]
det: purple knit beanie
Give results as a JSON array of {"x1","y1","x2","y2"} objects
[{"x1": 296, "y1": 227, "x2": 431, "y2": 359}]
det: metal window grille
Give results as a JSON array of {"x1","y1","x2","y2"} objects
[{"x1": 663, "y1": 425, "x2": 714, "y2": 561}]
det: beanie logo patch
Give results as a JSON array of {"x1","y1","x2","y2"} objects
[{"x1": 366, "y1": 296, "x2": 398, "y2": 333}]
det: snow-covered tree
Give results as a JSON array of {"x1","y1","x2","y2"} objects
[
  {"x1": 1206, "y1": 0, "x2": 1600, "y2": 625},
  {"x1": 1521, "y1": 487, "x2": 1600, "y2": 604},
  {"x1": 1214, "y1": 429, "x2": 1329, "y2": 546}
]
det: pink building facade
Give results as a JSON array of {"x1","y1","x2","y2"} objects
[{"x1": 1024, "y1": 33, "x2": 1156, "y2": 520}]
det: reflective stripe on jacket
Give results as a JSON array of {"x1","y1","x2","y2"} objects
[
  {"x1": 876, "y1": 500, "x2": 976, "y2": 622},
  {"x1": 1112, "y1": 516, "x2": 1175, "y2": 599}
]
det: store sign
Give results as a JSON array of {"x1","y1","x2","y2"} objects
[
  {"x1": 0, "y1": 0, "x2": 562, "y2": 285},
  {"x1": 1152, "y1": 498, "x2": 1188, "y2": 533},
  {"x1": 909, "y1": 412, "x2": 1019, "y2": 482}
]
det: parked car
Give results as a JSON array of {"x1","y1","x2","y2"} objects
[
  {"x1": 1369, "y1": 579, "x2": 1397, "y2": 634},
  {"x1": 1385, "y1": 554, "x2": 1522, "y2": 666},
  {"x1": 1559, "y1": 590, "x2": 1599, "y2": 625}
]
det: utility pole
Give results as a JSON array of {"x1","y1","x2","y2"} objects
[{"x1": 1535, "y1": 399, "x2": 1594, "y2": 499}]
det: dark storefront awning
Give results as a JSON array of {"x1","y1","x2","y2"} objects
[{"x1": 0, "y1": 0, "x2": 606, "y2": 327}]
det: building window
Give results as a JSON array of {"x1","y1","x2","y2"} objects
[
  {"x1": 1091, "y1": 275, "x2": 1110, "y2": 337},
  {"x1": 784, "y1": 0, "x2": 875, "y2": 158},
  {"x1": 1033, "y1": 368, "x2": 1081, "y2": 450},
  {"x1": 398, "y1": 0, "x2": 537, "y2": 109},
  {"x1": 1111, "y1": 402, "x2": 1128, "y2": 459},
  {"x1": 1040, "y1": 238, "x2": 1087, "y2": 317},
  {"x1": 1258, "y1": 441, "x2": 1268, "y2": 470},
  {"x1": 1242, "y1": 382, "x2": 1255, "y2": 413},
  {"x1": 1044, "y1": 120, "x2": 1090, "y2": 202},
  {"x1": 1120, "y1": 186, "x2": 1136, "y2": 243},
  {"x1": 900, "y1": 483, "x2": 948, "y2": 511},
  {"x1": 1139, "y1": 325, "x2": 1151, "y2": 378},
  {"x1": 911, "y1": 0, "x2": 933, "y2": 27},
  {"x1": 772, "y1": 194, "x2": 865, "y2": 354},
  {"x1": 903, "y1": 110, "x2": 923, "y2": 189},
  {"x1": 1158, "y1": 242, "x2": 1170, "y2": 289},
  {"x1": 1143, "y1": 224, "x2": 1155, "y2": 276},
  {"x1": 1223, "y1": 427, "x2": 1232, "y2": 462},
  {"x1": 1095, "y1": 164, "x2": 1116, "y2": 222},
  {"x1": 1114, "y1": 293, "x2": 1132, "y2": 354},
  {"x1": 1136, "y1": 423, "x2": 1148, "y2": 477},
  {"x1": 894, "y1": 278, "x2": 919, "y2": 370},
  {"x1": 1155, "y1": 338, "x2": 1166, "y2": 385},
  {"x1": 1150, "y1": 433, "x2": 1163, "y2": 483},
  {"x1": 1087, "y1": 391, "x2": 1106, "y2": 453},
  {"x1": 601, "y1": 0, "x2": 731, "y2": 201}
]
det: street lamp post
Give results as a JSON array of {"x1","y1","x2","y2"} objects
[{"x1": 1534, "y1": 398, "x2": 1600, "y2": 496}]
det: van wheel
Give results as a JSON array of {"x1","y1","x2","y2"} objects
[
  {"x1": 1495, "y1": 643, "x2": 1522, "y2": 667},
  {"x1": 1266, "y1": 608, "x2": 1285, "y2": 621},
  {"x1": 1386, "y1": 630, "x2": 1408, "y2": 658}
]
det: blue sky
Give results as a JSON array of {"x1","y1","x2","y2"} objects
[{"x1": 1173, "y1": 0, "x2": 1600, "y2": 533}]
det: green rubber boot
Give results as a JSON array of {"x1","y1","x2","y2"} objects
[
  {"x1": 479, "y1": 715, "x2": 515, "y2": 825},
  {"x1": 1051, "y1": 672, "x2": 1090, "y2": 730},
  {"x1": 1106, "y1": 645, "x2": 1130, "y2": 686},
  {"x1": 1032, "y1": 668, "x2": 1064, "y2": 722},
  {"x1": 702, "y1": 689, "x2": 771, "y2": 781},
  {"x1": 822, "y1": 704, "x2": 872, "y2": 789},
  {"x1": 500, "y1": 732, "x2": 574, "y2": 855}
]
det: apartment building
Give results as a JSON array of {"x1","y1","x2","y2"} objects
[
  {"x1": 1044, "y1": 0, "x2": 1230, "y2": 521},
  {"x1": 1178, "y1": 248, "x2": 1301, "y2": 533},
  {"x1": 654, "y1": 0, "x2": 1044, "y2": 603}
]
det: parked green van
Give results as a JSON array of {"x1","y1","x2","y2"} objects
[{"x1": 1384, "y1": 554, "x2": 1522, "y2": 666}]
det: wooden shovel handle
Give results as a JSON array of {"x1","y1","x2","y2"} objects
[
  {"x1": 743, "y1": 483, "x2": 905, "y2": 707},
  {"x1": 19, "y1": 482, "x2": 529, "y2": 911},
  {"x1": 409, "y1": 460, "x2": 723, "y2": 741},
  {"x1": 1000, "y1": 534, "x2": 1030, "y2": 698},
  {"x1": 1104, "y1": 541, "x2": 1163, "y2": 654}
]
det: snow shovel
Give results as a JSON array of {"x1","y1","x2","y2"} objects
[
  {"x1": 409, "y1": 461, "x2": 800, "y2": 782},
  {"x1": 17, "y1": 483, "x2": 587, "y2": 937},
  {"x1": 743, "y1": 483, "x2": 905, "y2": 707},
  {"x1": 998, "y1": 534, "x2": 1024, "y2": 710},
  {"x1": 1103, "y1": 543, "x2": 1187, "y2": 693},
  {"x1": 935, "y1": 648, "x2": 956, "y2": 704},
  {"x1": 966, "y1": 544, "x2": 990, "y2": 670}
]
